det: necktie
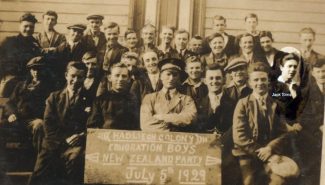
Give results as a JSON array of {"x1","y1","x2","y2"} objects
[
  {"x1": 165, "y1": 90, "x2": 171, "y2": 101},
  {"x1": 259, "y1": 97, "x2": 267, "y2": 111}
]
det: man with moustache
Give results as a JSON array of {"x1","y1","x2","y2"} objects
[
  {"x1": 201, "y1": 33, "x2": 228, "y2": 70},
  {"x1": 35, "y1": 11, "x2": 66, "y2": 52},
  {"x1": 101, "y1": 22, "x2": 128, "y2": 71},
  {"x1": 87, "y1": 63, "x2": 139, "y2": 130},
  {"x1": 130, "y1": 51, "x2": 163, "y2": 103},
  {"x1": 232, "y1": 62, "x2": 289, "y2": 185},
  {"x1": 140, "y1": 58, "x2": 197, "y2": 132},
  {"x1": 0, "y1": 13, "x2": 42, "y2": 79},
  {"x1": 202, "y1": 15, "x2": 238, "y2": 56},
  {"x1": 259, "y1": 31, "x2": 286, "y2": 82},
  {"x1": 158, "y1": 26, "x2": 178, "y2": 59},
  {"x1": 296, "y1": 58, "x2": 325, "y2": 185},
  {"x1": 29, "y1": 61, "x2": 89, "y2": 185},
  {"x1": 83, "y1": 14, "x2": 106, "y2": 54}
]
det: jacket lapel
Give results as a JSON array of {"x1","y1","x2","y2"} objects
[{"x1": 167, "y1": 91, "x2": 182, "y2": 112}]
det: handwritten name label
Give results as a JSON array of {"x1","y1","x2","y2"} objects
[{"x1": 84, "y1": 129, "x2": 221, "y2": 185}]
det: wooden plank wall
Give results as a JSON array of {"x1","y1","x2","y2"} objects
[
  {"x1": 0, "y1": 0, "x2": 131, "y2": 43},
  {"x1": 204, "y1": 0, "x2": 325, "y2": 54}
]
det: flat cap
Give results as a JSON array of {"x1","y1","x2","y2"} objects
[
  {"x1": 27, "y1": 56, "x2": 45, "y2": 68},
  {"x1": 313, "y1": 57, "x2": 325, "y2": 68},
  {"x1": 86, "y1": 14, "x2": 104, "y2": 20},
  {"x1": 67, "y1": 23, "x2": 87, "y2": 31},
  {"x1": 224, "y1": 57, "x2": 247, "y2": 72},
  {"x1": 158, "y1": 58, "x2": 186, "y2": 72},
  {"x1": 20, "y1": 13, "x2": 37, "y2": 23}
]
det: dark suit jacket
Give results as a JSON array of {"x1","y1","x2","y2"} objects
[
  {"x1": 35, "y1": 30, "x2": 66, "y2": 49},
  {"x1": 101, "y1": 43, "x2": 128, "y2": 70},
  {"x1": 232, "y1": 94, "x2": 288, "y2": 157},
  {"x1": 87, "y1": 90, "x2": 140, "y2": 130},
  {"x1": 43, "y1": 88, "x2": 89, "y2": 150},
  {"x1": 231, "y1": 52, "x2": 268, "y2": 65},
  {"x1": 130, "y1": 72, "x2": 163, "y2": 103},
  {"x1": 179, "y1": 81, "x2": 208, "y2": 109},
  {"x1": 202, "y1": 32, "x2": 238, "y2": 57},
  {"x1": 224, "y1": 85, "x2": 252, "y2": 103},
  {"x1": 175, "y1": 49, "x2": 195, "y2": 61},
  {"x1": 0, "y1": 34, "x2": 42, "y2": 77},
  {"x1": 201, "y1": 52, "x2": 228, "y2": 70},
  {"x1": 82, "y1": 30, "x2": 106, "y2": 52}
]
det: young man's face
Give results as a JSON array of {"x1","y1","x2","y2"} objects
[
  {"x1": 230, "y1": 66, "x2": 248, "y2": 85},
  {"x1": 30, "y1": 68, "x2": 43, "y2": 81},
  {"x1": 65, "y1": 67, "x2": 86, "y2": 91},
  {"x1": 105, "y1": 26, "x2": 119, "y2": 45},
  {"x1": 20, "y1": 21, "x2": 35, "y2": 37},
  {"x1": 43, "y1": 15, "x2": 57, "y2": 30},
  {"x1": 68, "y1": 29, "x2": 83, "y2": 42},
  {"x1": 109, "y1": 67, "x2": 130, "y2": 92},
  {"x1": 248, "y1": 71, "x2": 269, "y2": 95},
  {"x1": 126, "y1": 33, "x2": 138, "y2": 48},
  {"x1": 160, "y1": 28, "x2": 173, "y2": 45},
  {"x1": 143, "y1": 52, "x2": 159, "y2": 74},
  {"x1": 300, "y1": 33, "x2": 315, "y2": 50},
  {"x1": 239, "y1": 36, "x2": 254, "y2": 54},
  {"x1": 312, "y1": 65, "x2": 325, "y2": 85},
  {"x1": 205, "y1": 69, "x2": 224, "y2": 93},
  {"x1": 213, "y1": 19, "x2": 226, "y2": 33},
  {"x1": 245, "y1": 17, "x2": 258, "y2": 33},
  {"x1": 186, "y1": 62, "x2": 203, "y2": 80},
  {"x1": 280, "y1": 60, "x2": 298, "y2": 80},
  {"x1": 88, "y1": 19, "x2": 102, "y2": 33},
  {"x1": 188, "y1": 38, "x2": 203, "y2": 54},
  {"x1": 160, "y1": 69, "x2": 180, "y2": 89},
  {"x1": 122, "y1": 57, "x2": 138, "y2": 71},
  {"x1": 83, "y1": 58, "x2": 98, "y2": 78},
  {"x1": 141, "y1": 27, "x2": 155, "y2": 45},
  {"x1": 209, "y1": 37, "x2": 224, "y2": 54},
  {"x1": 175, "y1": 33, "x2": 189, "y2": 50},
  {"x1": 260, "y1": 36, "x2": 273, "y2": 53}
]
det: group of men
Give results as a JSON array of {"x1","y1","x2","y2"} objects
[{"x1": 0, "y1": 10, "x2": 324, "y2": 185}]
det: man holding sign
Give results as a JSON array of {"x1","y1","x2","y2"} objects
[{"x1": 140, "y1": 58, "x2": 197, "y2": 132}]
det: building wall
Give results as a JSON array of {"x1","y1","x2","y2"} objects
[
  {"x1": 204, "y1": 0, "x2": 325, "y2": 54},
  {"x1": 0, "y1": 0, "x2": 131, "y2": 42}
]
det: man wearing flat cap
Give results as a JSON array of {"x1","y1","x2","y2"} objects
[
  {"x1": 140, "y1": 58, "x2": 197, "y2": 132},
  {"x1": 296, "y1": 58, "x2": 325, "y2": 185},
  {"x1": 83, "y1": 14, "x2": 106, "y2": 53},
  {"x1": 1, "y1": 56, "x2": 53, "y2": 153},
  {"x1": 55, "y1": 23, "x2": 89, "y2": 88},
  {"x1": 0, "y1": 13, "x2": 42, "y2": 79}
]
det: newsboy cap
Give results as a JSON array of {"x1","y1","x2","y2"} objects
[
  {"x1": 86, "y1": 14, "x2": 104, "y2": 20},
  {"x1": 67, "y1": 24, "x2": 87, "y2": 31},
  {"x1": 20, "y1": 13, "x2": 37, "y2": 23},
  {"x1": 224, "y1": 57, "x2": 247, "y2": 72},
  {"x1": 27, "y1": 56, "x2": 46, "y2": 68},
  {"x1": 158, "y1": 58, "x2": 186, "y2": 72},
  {"x1": 313, "y1": 57, "x2": 325, "y2": 68}
]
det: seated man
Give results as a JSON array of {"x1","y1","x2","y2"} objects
[
  {"x1": 232, "y1": 62, "x2": 290, "y2": 185},
  {"x1": 140, "y1": 58, "x2": 197, "y2": 132},
  {"x1": 1, "y1": 56, "x2": 53, "y2": 153},
  {"x1": 87, "y1": 63, "x2": 139, "y2": 130},
  {"x1": 296, "y1": 58, "x2": 325, "y2": 185},
  {"x1": 29, "y1": 61, "x2": 89, "y2": 185}
]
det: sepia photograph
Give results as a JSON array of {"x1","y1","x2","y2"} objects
[{"x1": 0, "y1": 0, "x2": 324, "y2": 184}]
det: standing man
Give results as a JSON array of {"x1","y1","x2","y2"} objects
[
  {"x1": 87, "y1": 63, "x2": 139, "y2": 130},
  {"x1": 202, "y1": 15, "x2": 237, "y2": 56},
  {"x1": 299, "y1": 27, "x2": 324, "y2": 69},
  {"x1": 124, "y1": 29, "x2": 140, "y2": 55},
  {"x1": 0, "y1": 13, "x2": 42, "y2": 79},
  {"x1": 139, "y1": 24, "x2": 162, "y2": 58},
  {"x1": 35, "y1": 10, "x2": 66, "y2": 53},
  {"x1": 232, "y1": 62, "x2": 289, "y2": 185},
  {"x1": 29, "y1": 62, "x2": 89, "y2": 185},
  {"x1": 174, "y1": 29, "x2": 194, "y2": 60},
  {"x1": 140, "y1": 58, "x2": 197, "y2": 132},
  {"x1": 188, "y1": 35, "x2": 204, "y2": 57},
  {"x1": 130, "y1": 51, "x2": 162, "y2": 103},
  {"x1": 83, "y1": 14, "x2": 106, "y2": 53},
  {"x1": 101, "y1": 22, "x2": 128, "y2": 71},
  {"x1": 158, "y1": 26, "x2": 178, "y2": 59},
  {"x1": 243, "y1": 13, "x2": 263, "y2": 54}
]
